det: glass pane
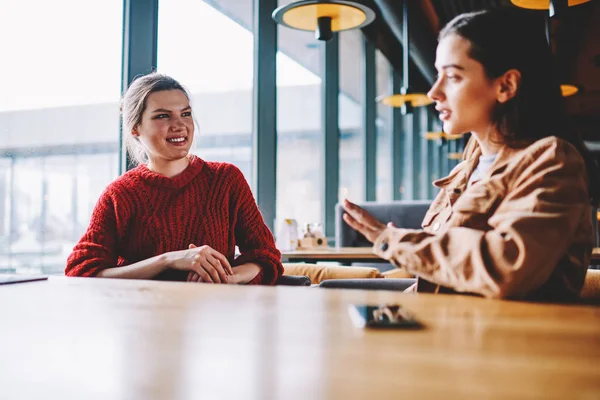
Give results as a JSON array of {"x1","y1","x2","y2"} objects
[
  {"x1": 339, "y1": 29, "x2": 364, "y2": 203},
  {"x1": 0, "y1": 158, "x2": 9, "y2": 272},
  {"x1": 276, "y1": 0, "x2": 322, "y2": 230},
  {"x1": 0, "y1": 0, "x2": 123, "y2": 274},
  {"x1": 376, "y1": 50, "x2": 393, "y2": 201},
  {"x1": 157, "y1": 0, "x2": 254, "y2": 183}
]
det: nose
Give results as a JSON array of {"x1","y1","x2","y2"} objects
[
  {"x1": 170, "y1": 115, "x2": 186, "y2": 130},
  {"x1": 427, "y1": 78, "x2": 444, "y2": 103}
]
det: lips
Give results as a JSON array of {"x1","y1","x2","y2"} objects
[
  {"x1": 436, "y1": 107, "x2": 451, "y2": 121},
  {"x1": 166, "y1": 136, "x2": 188, "y2": 146}
]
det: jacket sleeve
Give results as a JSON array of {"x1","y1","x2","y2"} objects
[
  {"x1": 373, "y1": 141, "x2": 591, "y2": 299},
  {"x1": 65, "y1": 190, "x2": 119, "y2": 277},
  {"x1": 229, "y1": 166, "x2": 283, "y2": 285}
]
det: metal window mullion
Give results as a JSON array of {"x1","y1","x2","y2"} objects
[
  {"x1": 447, "y1": 139, "x2": 454, "y2": 173},
  {"x1": 120, "y1": 0, "x2": 159, "y2": 174},
  {"x1": 392, "y1": 70, "x2": 404, "y2": 200},
  {"x1": 252, "y1": 0, "x2": 277, "y2": 231},
  {"x1": 363, "y1": 37, "x2": 376, "y2": 202},
  {"x1": 438, "y1": 121, "x2": 445, "y2": 179},
  {"x1": 428, "y1": 110, "x2": 439, "y2": 199},
  {"x1": 432, "y1": 135, "x2": 440, "y2": 192},
  {"x1": 419, "y1": 107, "x2": 429, "y2": 200},
  {"x1": 403, "y1": 113, "x2": 414, "y2": 200},
  {"x1": 321, "y1": 35, "x2": 339, "y2": 238}
]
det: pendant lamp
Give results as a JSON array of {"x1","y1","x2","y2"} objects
[
  {"x1": 510, "y1": 0, "x2": 590, "y2": 10},
  {"x1": 560, "y1": 84, "x2": 580, "y2": 97},
  {"x1": 272, "y1": 1, "x2": 376, "y2": 41},
  {"x1": 447, "y1": 152, "x2": 463, "y2": 161},
  {"x1": 376, "y1": 0, "x2": 432, "y2": 115},
  {"x1": 423, "y1": 132, "x2": 463, "y2": 141}
]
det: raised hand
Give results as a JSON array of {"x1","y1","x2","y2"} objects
[{"x1": 342, "y1": 199, "x2": 388, "y2": 243}]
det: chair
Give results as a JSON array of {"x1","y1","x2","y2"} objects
[
  {"x1": 335, "y1": 200, "x2": 431, "y2": 248},
  {"x1": 275, "y1": 275, "x2": 311, "y2": 286},
  {"x1": 319, "y1": 278, "x2": 415, "y2": 291}
]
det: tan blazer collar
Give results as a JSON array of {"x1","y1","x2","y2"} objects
[{"x1": 433, "y1": 136, "x2": 533, "y2": 190}]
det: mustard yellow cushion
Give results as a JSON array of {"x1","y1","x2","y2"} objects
[
  {"x1": 283, "y1": 263, "x2": 383, "y2": 284},
  {"x1": 581, "y1": 269, "x2": 600, "y2": 302},
  {"x1": 381, "y1": 268, "x2": 414, "y2": 279}
]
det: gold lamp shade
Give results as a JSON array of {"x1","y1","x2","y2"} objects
[
  {"x1": 510, "y1": 0, "x2": 590, "y2": 9},
  {"x1": 447, "y1": 152, "x2": 463, "y2": 160},
  {"x1": 272, "y1": 1, "x2": 376, "y2": 41},
  {"x1": 560, "y1": 84, "x2": 579, "y2": 97},
  {"x1": 377, "y1": 93, "x2": 433, "y2": 108},
  {"x1": 423, "y1": 132, "x2": 463, "y2": 141}
]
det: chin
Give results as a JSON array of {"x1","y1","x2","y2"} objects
[
  {"x1": 169, "y1": 150, "x2": 190, "y2": 161},
  {"x1": 443, "y1": 122, "x2": 465, "y2": 136},
  {"x1": 443, "y1": 122, "x2": 456, "y2": 135}
]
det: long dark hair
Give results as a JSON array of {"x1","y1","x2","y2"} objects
[{"x1": 440, "y1": 8, "x2": 600, "y2": 205}]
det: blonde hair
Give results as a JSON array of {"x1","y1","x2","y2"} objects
[{"x1": 120, "y1": 72, "x2": 190, "y2": 165}]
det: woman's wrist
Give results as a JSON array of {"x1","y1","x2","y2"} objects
[
  {"x1": 231, "y1": 263, "x2": 261, "y2": 284},
  {"x1": 158, "y1": 251, "x2": 177, "y2": 271}
]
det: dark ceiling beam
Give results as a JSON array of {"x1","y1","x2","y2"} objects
[
  {"x1": 420, "y1": 0, "x2": 441, "y2": 32},
  {"x1": 360, "y1": 8, "x2": 431, "y2": 93},
  {"x1": 360, "y1": 1, "x2": 404, "y2": 71},
  {"x1": 372, "y1": 0, "x2": 438, "y2": 84}
]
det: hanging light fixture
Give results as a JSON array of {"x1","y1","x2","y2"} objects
[
  {"x1": 512, "y1": 0, "x2": 586, "y2": 97},
  {"x1": 272, "y1": 1, "x2": 376, "y2": 41},
  {"x1": 560, "y1": 83, "x2": 580, "y2": 97},
  {"x1": 377, "y1": 0, "x2": 432, "y2": 115},
  {"x1": 510, "y1": 0, "x2": 590, "y2": 10},
  {"x1": 423, "y1": 132, "x2": 463, "y2": 141},
  {"x1": 447, "y1": 152, "x2": 463, "y2": 160}
]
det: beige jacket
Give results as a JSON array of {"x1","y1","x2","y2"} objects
[{"x1": 373, "y1": 136, "x2": 593, "y2": 301}]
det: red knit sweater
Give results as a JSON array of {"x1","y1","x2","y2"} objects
[{"x1": 65, "y1": 156, "x2": 283, "y2": 285}]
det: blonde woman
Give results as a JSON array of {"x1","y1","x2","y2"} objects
[{"x1": 66, "y1": 73, "x2": 283, "y2": 284}]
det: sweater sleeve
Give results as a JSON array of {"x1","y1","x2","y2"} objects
[
  {"x1": 228, "y1": 166, "x2": 283, "y2": 285},
  {"x1": 65, "y1": 189, "x2": 119, "y2": 277}
]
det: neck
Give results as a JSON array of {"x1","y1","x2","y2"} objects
[
  {"x1": 471, "y1": 125, "x2": 503, "y2": 156},
  {"x1": 147, "y1": 156, "x2": 191, "y2": 178}
]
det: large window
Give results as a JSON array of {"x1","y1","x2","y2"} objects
[
  {"x1": 157, "y1": 0, "x2": 254, "y2": 182},
  {"x1": 339, "y1": 29, "x2": 364, "y2": 203},
  {"x1": 0, "y1": 0, "x2": 123, "y2": 274},
  {"x1": 376, "y1": 50, "x2": 393, "y2": 201},
  {"x1": 276, "y1": 0, "x2": 323, "y2": 230}
]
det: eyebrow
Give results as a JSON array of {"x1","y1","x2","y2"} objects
[
  {"x1": 151, "y1": 106, "x2": 192, "y2": 113},
  {"x1": 439, "y1": 64, "x2": 465, "y2": 71}
]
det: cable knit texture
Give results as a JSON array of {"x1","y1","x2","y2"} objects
[{"x1": 65, "y1": 155, "x2": 283, "y2": 285}]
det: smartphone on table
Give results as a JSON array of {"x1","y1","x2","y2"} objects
[{"x1": 348, "y1": 303, "x2": 424, "y2": 329}]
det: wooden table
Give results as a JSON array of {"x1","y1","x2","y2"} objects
[
  {"x1": 281, "y1": 246, "x2": 385, "y2": 264},
  {"x1": 1, "y1": 277, "x2": 599, "y2": 399}
]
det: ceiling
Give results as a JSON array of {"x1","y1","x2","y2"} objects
[
  {"x1": 364, "y1": 0, "x2": 600, "y2": 140},
  {"x1": 210, "y1": 0, "x2": 599, "y2": 140}
]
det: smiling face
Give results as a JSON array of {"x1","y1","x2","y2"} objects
[
  {"x1": 427, "y1": 34, "x2": 500, "y2": 136},
  {"x1": 133, "y1": 89, "x2": 194, "y2": 165}
]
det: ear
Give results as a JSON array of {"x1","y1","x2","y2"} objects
[
  {"x1": 132, "y1": 126, "x2": 139, "y2": 137},
  {"x1": 496, "y1": 69, "x2": 521, "y2": 104}
]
